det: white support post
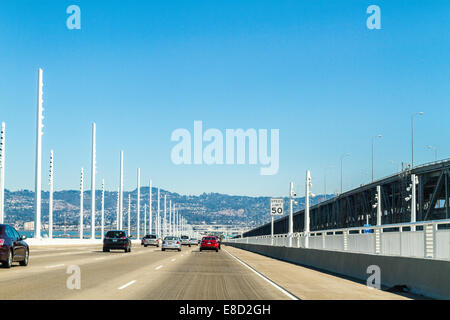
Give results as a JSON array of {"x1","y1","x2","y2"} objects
[
  {"x1": 35, "y1": 68, "x2": 44, "y2": 239},
  {"x1": 116, "y1": 187, "x2": 119, "y2": 229},
  {"x1": 48, "y1": 150, "x2": 54, "y2": 239},
  {"x1": 305, "y1": 171, "x2": 312, "y2": 249},
  {"x1": 164, "y1": 194, "x2": 167, "y2": 238},
  {"x1": 90, "y1": 123, "x2": 96, "y2": 239},
  {"x1": 169, "y1": 200, "x2": 172, "y2": 235},
  {"x1": 176, "y1": 207, "x2": 178, "y2": 236},
  {"x1": 289, "y1": 182, "x2": 294, "y2": 247},
  {"x1": 157, "y1": 188, "x2": 160, "y2": 237},
  {"x1": 80, "y1": 168, "x2": 84, "y2": 239},
  {"x1": 144, "y1": 204, "x2": 147, "y2": 236},
  {"x1": 149, "y1": 180, "x2": 152, "y2": 234},
  {"x1": 101, "y1": 179, "x2": 104, "y2": 239},
  {"x1": 137, "y1": 168, "x2": 140, "y2": 239},
  {"x1": 0, "y1": 122, "x2": 5, "y2": 224},
  {"x1": 411, "y1": 174, "x2": 417, "y2": 232},
  {"x1": 119, "y1": 151, "x2": 124, "y2": 230},
  {"x1": 127, "y1": 194, "x2": 131, "y2": 235}
]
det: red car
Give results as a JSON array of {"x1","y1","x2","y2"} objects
[{"x1": 200, "y1": 236, "x2": 219, "y2": 252}]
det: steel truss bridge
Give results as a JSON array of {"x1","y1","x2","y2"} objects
[{"x1": 245, "y1": 159, "x2": 450, "y2": 237}]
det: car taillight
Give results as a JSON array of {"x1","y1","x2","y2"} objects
[
  {"x1": 121, "y1": 237, "x2": 126, "y2": 239},
  {"x1": 176, "y1": 241, "x2": 180, "y2": 244},
  {"x1": 0, "y1": 239, "x2": 4, "y2": 246}
]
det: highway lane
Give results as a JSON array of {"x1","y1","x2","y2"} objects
[
  {"x1": 0, "y1": 243, "x2": 289, "y2": 300},
  {"x1": 0, "y1": 243, "x2": 414, "y2": 300}
]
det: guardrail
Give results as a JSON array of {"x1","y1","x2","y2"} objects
[{"x1": 225, "y1": 219, "x2": 450, "y2": 261}]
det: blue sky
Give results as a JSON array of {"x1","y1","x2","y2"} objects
[{"x1": 0, "y1": 0, "x2": 449, "y2": 197}]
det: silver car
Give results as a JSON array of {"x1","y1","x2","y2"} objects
[
  {"x1": 180, "y1": 235, "x2": 191, "y2": 247},
  {"x1": 141, "y1": 234, "x2": 160, "y2": 247},
  {"x1": 161, "y1": 236, "x2": 181, "y2": 251},
  {"x1": 189, "y1": 238, "x2": 198, "y2": 245}
]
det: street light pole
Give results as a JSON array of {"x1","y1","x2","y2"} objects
[
  {"x1": 35, "y1": 68, "x2": 44, "y2": 239},
  {"x1": 340, "y1": 153, "x2": 350, "y2": 194},
  {"x1": 411, "y1": 112, "x2": 424, "y2": 168},
  {"x1": 127, "y1": 194, "x2": 131, "y2": 235},
  {"x1": 0, "y1": 122, "x2": 5, "y2": 224},
  {"x1": 49, "y1": 150, "x2": 54, "y2": 239},
  {"x1": 137, "y1": 168, "x2": 140, "y2": 239},
  {"x1": 119, "y1": 151, "x2": 124, "y2": 229},
  {"x1": 80, "y1": 168, "x2": 84, "y2": 239},
  {"x1": 288, "y1": 181, "x2": 295, "y2": 247},
  {"x1": 164, "y1": 194, "x2": 167, "y2": 238},
  {"x1": 90, "y1": 123, "x2": 96, "y2": 239},
  {"x1": 149, "y1": 180, "x2": 152, "y2": 234},
  {"x1": 101, "y1": 179, "x2": 104, "y2": 239},
  {"x1": 372, "y1": 134, "x2": 382, "y2": 182},
  {"x1": 427, "y1": 145, "x2": 438, "y2": 161},
  {"x1": 157, "y1": 188, "x2": 160, "y2": 237}
]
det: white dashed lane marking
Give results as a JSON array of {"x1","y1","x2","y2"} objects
[{"x1": 118, "y1": 280, "x2": 136, "y2": 290}]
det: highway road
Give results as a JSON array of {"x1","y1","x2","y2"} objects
[{"x1": 0, "y1": 243, "x2": 413, "y2": 300}]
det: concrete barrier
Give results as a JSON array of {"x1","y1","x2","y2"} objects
[{"x1": 225, "y1": 242, "x2": 450, "y2": 300}]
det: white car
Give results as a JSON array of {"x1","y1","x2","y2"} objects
[
  {"x1": 141, "y1": 234, "x2": 160, "y2": 247},
  {"x1": 180, "y1": 235, "x2": 191, "y2": 247},
  {"x1": 189, "y1": 238, "x2": 198, "y2": 245},
  {"x1": 161, "y1": 236, "x2": 181, "y2": 251}
]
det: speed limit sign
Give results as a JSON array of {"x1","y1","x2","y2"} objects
[{"x1": 270, "y1": 198, "x2": 284, "y2": 216}]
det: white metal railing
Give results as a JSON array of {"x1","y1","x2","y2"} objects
[{"x1": 225, "y1": 219, "x2": 450, "y2": 261}]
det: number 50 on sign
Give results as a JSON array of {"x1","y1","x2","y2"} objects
[{"x1": 270, "y1": 198, "x2": 284, "y2": 216}]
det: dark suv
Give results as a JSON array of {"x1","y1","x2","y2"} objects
[
  {"x1": 103, "y1": 230, "x2": 132, "y2": 252},
  {"x1": 0, "y1": 224, "x2": 29, "y2": 268}
]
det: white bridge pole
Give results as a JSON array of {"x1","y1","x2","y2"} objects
[
  {"x1": 137, "y1": 168, "x2": 140, "y2": 239},
  {"x1": 149, "y1": 180, "x2": 152, "y2": 234},
  {"x1": 305, "y1": 171, "x2": 312, "y2": 249},
  {"x1": 288, "y1": 182, "x2": 294, "y2": 247},
  {"x1": 119, "y1": 151, "x2": 124, "y2": 230},
  {"x1": 80, "y1": 168, "x2": 84, "y2": 239},
  {"x1": 115, "y1": 187, "x2": 119, "y2": 229},
  {"x1": 48, "y1": 150, "x2": 54, "y2": 239},
  {"x1": 157, "y1": 188, "x2": 160, "y2": 237},
  {"x1": 0, "y1": 122, "x2": 5, "y2": 224},
  {"x1": 169, "y1": 200, "x2": 172, "y2": 235},
  {"x1": 90, "y1": 123, "x2": 96, "y2": 239},
  {"x1": 143, "y1": 203, "x2": 147, "y2": 235},
  {"x1": 127, "y1": 194, "x2": 131, "y2": 235},
  {"x1": 34, "y1": 68, "x2": 44, "y2": 239},
  {"x1": 101, "y1": 179, "x2": 105, "y2": 239},
  {"x1": 164, "y1": 194, "x2": 167, "y2": 238}
]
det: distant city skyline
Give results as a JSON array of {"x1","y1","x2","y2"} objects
[{"x1": 0, "y1": 1, "x2": 449, "y2": 197}]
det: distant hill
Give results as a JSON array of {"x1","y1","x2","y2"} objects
[{"x1": 3, "y1": 188, "x2": 334, "y2": 230}]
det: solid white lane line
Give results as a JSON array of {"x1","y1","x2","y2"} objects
[
  {"x1": 155, "y1": 265, "x2": 163, "y2": 270},
  {"x1": 94, "y1": 257, "x2": 105, "y2": 260},
  {"x1": 223, "y1": 248, "x2": 299, "y2": 301},
  {"x1": 118, "y1": 280, "x2": 136, "y2": 290},
  {"x1": 171, "y1": 258, "x2": 176, "y2": 262},
  {"x1": 45, "y1": 264, "x2": 65, "y2": 269}
]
